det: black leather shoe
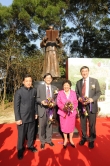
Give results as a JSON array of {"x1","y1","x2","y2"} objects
[
  {"x1": 28, "y1": 146, "x2": 37, "y2": 152},
  {"x1": 22, "y1": 147, "x2": 25, "y2": 151},
  {"x1": 63, "y1": 144, "x2": 67, "y2": 149},
  {"x1": 40, "y1": 144, "x2": 45, "y2": 149},
  {"x1": 17, "y1": 149, "x2": 23, "y2": 160},
  {"x1": 70, "y1": 143, "x2": 75, "y2": 148},
  {"x1": 48, "y1": 142, "x2": 54, "y2": 146},
  {"x1": 79, "y1": 139, "x2": 86, "y2": 146},
  {"x1": 88, "y1": 141, "x2": 94, "y2": 149}
]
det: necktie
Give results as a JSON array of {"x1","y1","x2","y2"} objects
[
  {"x1": 47, "y1": 86, "x2": 50, "y2": 98},
  {"x1": 82, "y1": 79, "x2": 86, "y2": 97}
]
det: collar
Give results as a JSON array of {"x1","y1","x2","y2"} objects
[
  {"x1": 64, "y1": 89, "x2": 70, "y2": 94},
  {"x1": 83, "y1": 77, "x2": 89, "y2": 81},
  {"x1": 23, "y1": 86, "x2": 32, "y2": 90},
  {"x1": 45, "y1": 84, "x2": 51, "y2": 88}
]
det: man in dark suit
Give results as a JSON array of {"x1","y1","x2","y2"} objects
[
  {"x1": 14, "y1": 74, "x2": 38, "y2": 160},
  {"x1": 75, "y1": 66, "x2": 101, "y2": 149},
  {"x1": 37, "y1": 73, "x2": 57, "y2": 149}
]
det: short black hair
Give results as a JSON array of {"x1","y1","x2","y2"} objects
[
  {"x1": 23, "y1": 74, "x2": 32, "y2": 81},
  {"x1": 43, "y1": 73, "x2": 53, "y2": 79},
  {"x1": 62, "y1": 80, "x2": 72, "y2": 87},
  {"x1": 80, "y1": 66, "x2": 89, "y2": 72}
]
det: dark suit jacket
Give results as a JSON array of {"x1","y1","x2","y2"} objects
[
  {"x1": 75, "y1": 77, "x2": 101, "y2": 113},
  {"x1": 37, "y1": 84, "x2": 57, "y2": 117},
  {"x1": 14, "y1": 86, "x2": 38, "y2": 123}
]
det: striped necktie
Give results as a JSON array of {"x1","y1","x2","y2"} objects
[
  {"x1": 82, "y1": 79, "x2": 86, "y2": 97},
  {"x1": 47, "y1": 86, "x2": 50, "y2": 98}
]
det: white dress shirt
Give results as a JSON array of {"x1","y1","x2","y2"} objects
[{"x1": 64, "y1": 90, "x2": 70, "y2": 99}]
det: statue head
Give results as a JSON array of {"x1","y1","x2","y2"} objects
[{"x1": 49, "y1": 26, "x2": 54, "y2": 30}]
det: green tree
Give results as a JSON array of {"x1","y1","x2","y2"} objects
[{"x1": 64, "y1": 0, "x2": 110, "y2": 57}]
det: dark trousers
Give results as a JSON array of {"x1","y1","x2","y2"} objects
[
  {"x1": 80, "y1": 111, "x2": 96, "y2": 142},
  {"x1": 17, "y1": 121, "x2": 35, "y2": 150},
  {"x1": 39, "y1": 111, "x2": 52, "y2": 144}
]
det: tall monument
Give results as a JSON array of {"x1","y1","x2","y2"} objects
[{"x1": 40, "y1": 26, "x2": 62, "y2": 78}]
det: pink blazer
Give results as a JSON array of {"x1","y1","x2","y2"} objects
[{"x1": 57, "y1": 90, "x2": 78, "y2": 117}]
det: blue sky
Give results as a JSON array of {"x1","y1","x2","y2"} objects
[
  {"x1": 0, "y1": 0, "x2": 41, "y2": 48},
  {"x1": 0, "y1": 0, "x2": 13, "y2": 6},
  {"x1": 0, "y1": 0, "x2": 73, "y2": 50}
]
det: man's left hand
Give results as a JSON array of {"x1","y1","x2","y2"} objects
[{"x1": 88, "y1": 98, "x2": 93, "y2": 103}]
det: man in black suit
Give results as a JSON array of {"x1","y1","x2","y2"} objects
[
  {"x1": 75, "y1": 66, "x2": 101, "y2": 149},
  {"x1": 14, "y1": 74, "x2": 38, "y2": 160},
  {"x1": 37, "y1": 73, "x2": 57, "y2": 149}
]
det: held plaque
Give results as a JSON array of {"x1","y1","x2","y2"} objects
[{"x1": 46, "y1": 30, "x2": 59, "y2": 41}]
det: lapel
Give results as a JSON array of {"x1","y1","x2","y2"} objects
[
  {"x1": 68, "y1": 90, "x2": 71, "y2": 100},
  {"x1": 79, "y1": 79, "x2": 83, "y2": 95},
  {"x1": 62, "y1": 90, "x2": 67, "y2": 101},
  {"x1": 89, "y1": 77, "x2": 93, "y2": 97},
  {"x1": 43, "y1": 84, "x2": 46, "y2": 98},
  {"x1": 51, "y1": 85, "x2": 54, "y2": 98},
  {"x1": 62, "y1": 90, "x2": 71, "y2": 102}
]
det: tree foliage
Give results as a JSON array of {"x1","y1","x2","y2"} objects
[
  {"x1": 0, "y1": 0, "x2": 110, "y2": 107},
  {"x1": 65, "y1": 0, "x2": 110, "y2": 57}
]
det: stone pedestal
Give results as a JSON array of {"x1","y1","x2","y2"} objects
[{"x1": 34, "y1": 80, "x2": 79, "y2": 139}]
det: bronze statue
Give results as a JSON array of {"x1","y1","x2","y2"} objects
[{"x1": 40, "y1": 26, "x2": 62, "y2": 77}]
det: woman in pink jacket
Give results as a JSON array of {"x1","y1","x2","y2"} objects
[{"x1": 57, "y1": 80, "x2": 78, "y2": 148}]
